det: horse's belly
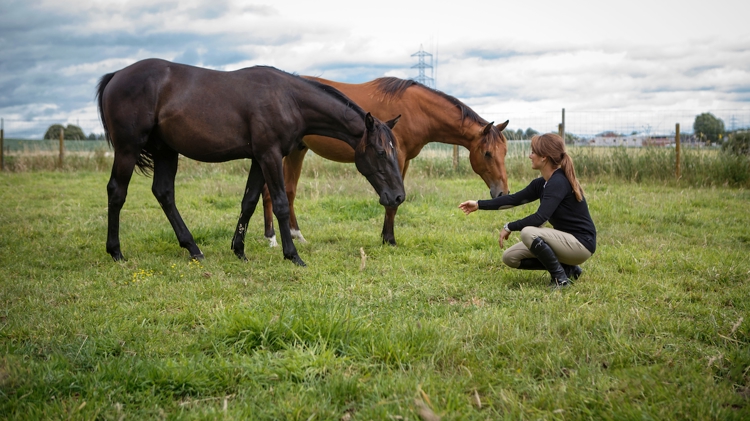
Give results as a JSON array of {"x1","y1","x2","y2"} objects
[
  {"x1": 162, "y1": 132, "x2": 253, "y2": 162},
  {"x1": 157, "y1": 113, "x2": 254, "y2": 162},
  {"x1": 303, "y1": 135, "x2": 355, "y2": 163}
]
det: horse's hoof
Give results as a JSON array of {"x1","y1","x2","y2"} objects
[
  {"x1": 382, "y1": 238, "x2": 397, "y2": 246},
  {"x1": 267, "y1": 235, "x2": 278, "y2": 248},
  {"x1": 234, "y1": 251, "x2": 248, "y2": 262},
  {"x1": 110, "y1": 251, "x2": 125, "y2": 262},
  {"x1": 191, "y1": 253, "x2": 205, "y2": 261},
  {"x1": 285, "y1": 255, "x2": 307, "y2": 267}
]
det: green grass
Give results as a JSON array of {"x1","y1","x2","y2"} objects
[{"x1": 1, "y1": 157, "x2": 749, "y2": 420}]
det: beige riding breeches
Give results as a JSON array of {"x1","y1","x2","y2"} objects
[{"x1": 502, "y1": 226, "x2": 592, "y2": 268}]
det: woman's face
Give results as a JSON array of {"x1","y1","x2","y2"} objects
[{"x1": 529, "y1": 149, "x2": 546, "y2": 170}]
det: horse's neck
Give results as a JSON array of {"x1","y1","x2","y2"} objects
[
  {"x1": 404, "y1": 91, "x2": 479, "y2": 150},
  {"x1": 299, "y1": 91, "x2": 364, "y2": 149}
]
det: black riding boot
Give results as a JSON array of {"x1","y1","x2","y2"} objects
[
  {"x1": 529, "y1": 237, "x2": 571, "y2": 289},
  {"x1": 517, "y1": 258, "x2": 547, "y2": 271},
  {"x1": 561, "y1": 263, "x2": 583, "y2": 280},
  {"x1": 521, "y1": 258, "x2": 581, "y2": 282}
]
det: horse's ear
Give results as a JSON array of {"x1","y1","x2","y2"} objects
[
  {"x1": 496, "y1": 120, "x2": 510, "y2": 131},
  {"x1": 365, "y1": 112, "x2": 375, "y2": 131},
  {"x1": 386, "y1": 114, "x2": 401, "y2": 129},
  {"x1": 482, "y1": 122, "x2": 494, "y2": 136}
]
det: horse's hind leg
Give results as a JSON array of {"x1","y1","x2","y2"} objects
[
  {"x1": 261, "y1": 184, "x2": 277, "y2": 247},
  {"x1": 107, "y1": 153, "x2": 139, "y2": 261},
  {"x1": 151, "y1": 149, "x2": 204, "y2": 260},
  {"x1": 232, "y1": 161, "x2": 266, "y2": 261},
  {"x1": 284, "y1": 145, "x2": 309, "y2": 243}
]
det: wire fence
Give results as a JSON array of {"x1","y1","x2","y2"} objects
[
  {"x1": 3, "y1": 109, "x2": 750, "y2": 141},
  {"x1": 2, "y1": 109, "x2": 749, "y2": 158},
  {"x1": 477, "y1": 109, "x2": 750, "y2": 139},
  {"x1": 2, "y1": 108, "x2": 750, "y2": 140}
]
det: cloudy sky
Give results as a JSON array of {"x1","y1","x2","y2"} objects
[{"x1": 1, "y1": 0, "x2": 749, "y2": 138}]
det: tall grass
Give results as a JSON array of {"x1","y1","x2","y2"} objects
[
  {"x1": 3, "y1": 142, "x2": 748, "y2": 188},
  {"x1": 572, "y1": 146, "x2": 750, "y2": 187}
]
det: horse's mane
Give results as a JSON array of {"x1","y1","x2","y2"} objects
[
  {"x1": 299, "y1": 76, "x2": 367, "y2": 119},
  {"x1": 372, "y1": 77, "x2": 489, "y2": 127}
]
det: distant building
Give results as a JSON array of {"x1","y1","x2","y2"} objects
[
  {"x1": 589, "y1": 131, "x2": 646, "y2": 147},
  {"x1": 588, "y1": 132, "x2": 702, "y2": 147},
  {"x1": 643, "y1": 135, "x2": 671, "y2": 147}
]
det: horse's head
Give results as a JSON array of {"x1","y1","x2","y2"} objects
[
  {"x1": 468, "y1": 120, "x2": 510, "y2": 198},
  {"x1": 355, "y1": 113, "x2": 405, "y2": 208}
]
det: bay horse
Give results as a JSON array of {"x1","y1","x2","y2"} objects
[
  {"x1": 96, "y1": 59, "x2": 404, "y2": 266},
  {"x1": 261, "y1": 76, "x2": 509, "y2": 246}
]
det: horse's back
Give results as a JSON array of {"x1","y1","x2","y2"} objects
[{"x1": 101, "y1": 60, "x2": 303, "y2": 162}]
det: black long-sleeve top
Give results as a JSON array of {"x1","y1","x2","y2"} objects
[{"x1": 477, "y1": 169, "x2": 597, "y2": 254}]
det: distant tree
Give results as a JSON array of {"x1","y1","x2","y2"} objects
[
  {"x1": 524, "y1": 128, "x2": 539, "y2": 138},
  {"x1": 693, "y1": 113, "x2": 725, "y2": 144},
  {"x1": 44, "y1": 124, "x2": 65, "y2": 140},
  {"x1": 43, "y1": 124, "x2": 86, "y2": 140}
]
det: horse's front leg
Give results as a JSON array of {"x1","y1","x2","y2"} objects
[
  {"x1": 381, "y1": 159, "x2": 409, "y2": 246},
  {"x1": 152, "y1": 150, "x2": 203, "y2": 260},
  {"x1": 381, "y1": 206, "x2": 398, "y2": 245},
  {"x1": 232, "y1": 161, "x2": 265, "y2": 261},
  {"x1": 261, "y1": 153, "x2": 305, "y2": 266}
]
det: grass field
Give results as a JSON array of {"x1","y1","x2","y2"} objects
[{"x1": 1, "y1": 155, "x2": 749, "y2": 420}]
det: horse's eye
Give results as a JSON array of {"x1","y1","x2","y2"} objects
[
  {"x1": 484, "y1": 151, "x2": 492, "y2": 158},
  {"x1": 378, "y1": 150, "x2": 386, "y2": 157}
]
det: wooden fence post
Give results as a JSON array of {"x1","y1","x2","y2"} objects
[
  {"x1": 675, "y1": 123, "x2": 681, "y2": 180},
  {"x1": 561, "y1": 108, "x2": 565, "y2": 141},
  {"x1": 59, "y1": 127, "x2": 64, "y2": 168},
  {"x1": 452, "y1": 145, "x2": 459, "y2": 171}
]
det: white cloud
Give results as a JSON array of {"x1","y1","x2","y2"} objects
[{"x1": 1, "y1": 0, "x2": 749, "y2": 138}]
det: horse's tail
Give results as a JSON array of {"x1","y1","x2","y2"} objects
[
  {"x1": 96, "y1": 72, "x2": 116, "y2": 148},
  {"x1": 96, "y1": 71, "x2": 155, "y2": 175}
]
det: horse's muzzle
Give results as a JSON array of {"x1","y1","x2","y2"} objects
[{"x1": 380, "y1": 191, "x2": 404, "y2": 207}]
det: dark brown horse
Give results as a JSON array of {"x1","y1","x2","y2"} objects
[
  {"x1": 96, "y1": 59, "x2": 404, "y2": 266},
  {"x1": 261, "y1": 76, "x2": 509, "y2": 246}
]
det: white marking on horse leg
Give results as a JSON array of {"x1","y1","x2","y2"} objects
[
  {"x1": 267, "y1": 235, "x2": 278, "y2": 247},
  {"x1": 290, "y1": 229, "x2": 307, "y2": 243}
]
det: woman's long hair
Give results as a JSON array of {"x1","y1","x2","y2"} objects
[{"x1": 531, "y1": 133, "x2": 584, "y2": 201}]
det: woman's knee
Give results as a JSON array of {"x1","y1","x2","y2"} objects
[
  {"x1": 502, "y1": 252, "x2": 519, "y2": 268},
  {"x1": 519, "y1": 227, "x2": 538, "y2": 248}
]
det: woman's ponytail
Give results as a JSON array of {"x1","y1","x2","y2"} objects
[{"x1": 561, "y1": 152, "x2": 584, "y2": 202}]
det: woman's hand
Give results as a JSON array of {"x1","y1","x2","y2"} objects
[
  {"x1": 498, "y1": 228, "x2": 511, "y2": 248},
  {"x1": 458, "y1": 200, "x2": 478, "y2": 215}
]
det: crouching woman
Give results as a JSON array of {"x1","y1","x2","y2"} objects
[{"x1": 459, "y1": 133, "x2": 596, "y2": 289}]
